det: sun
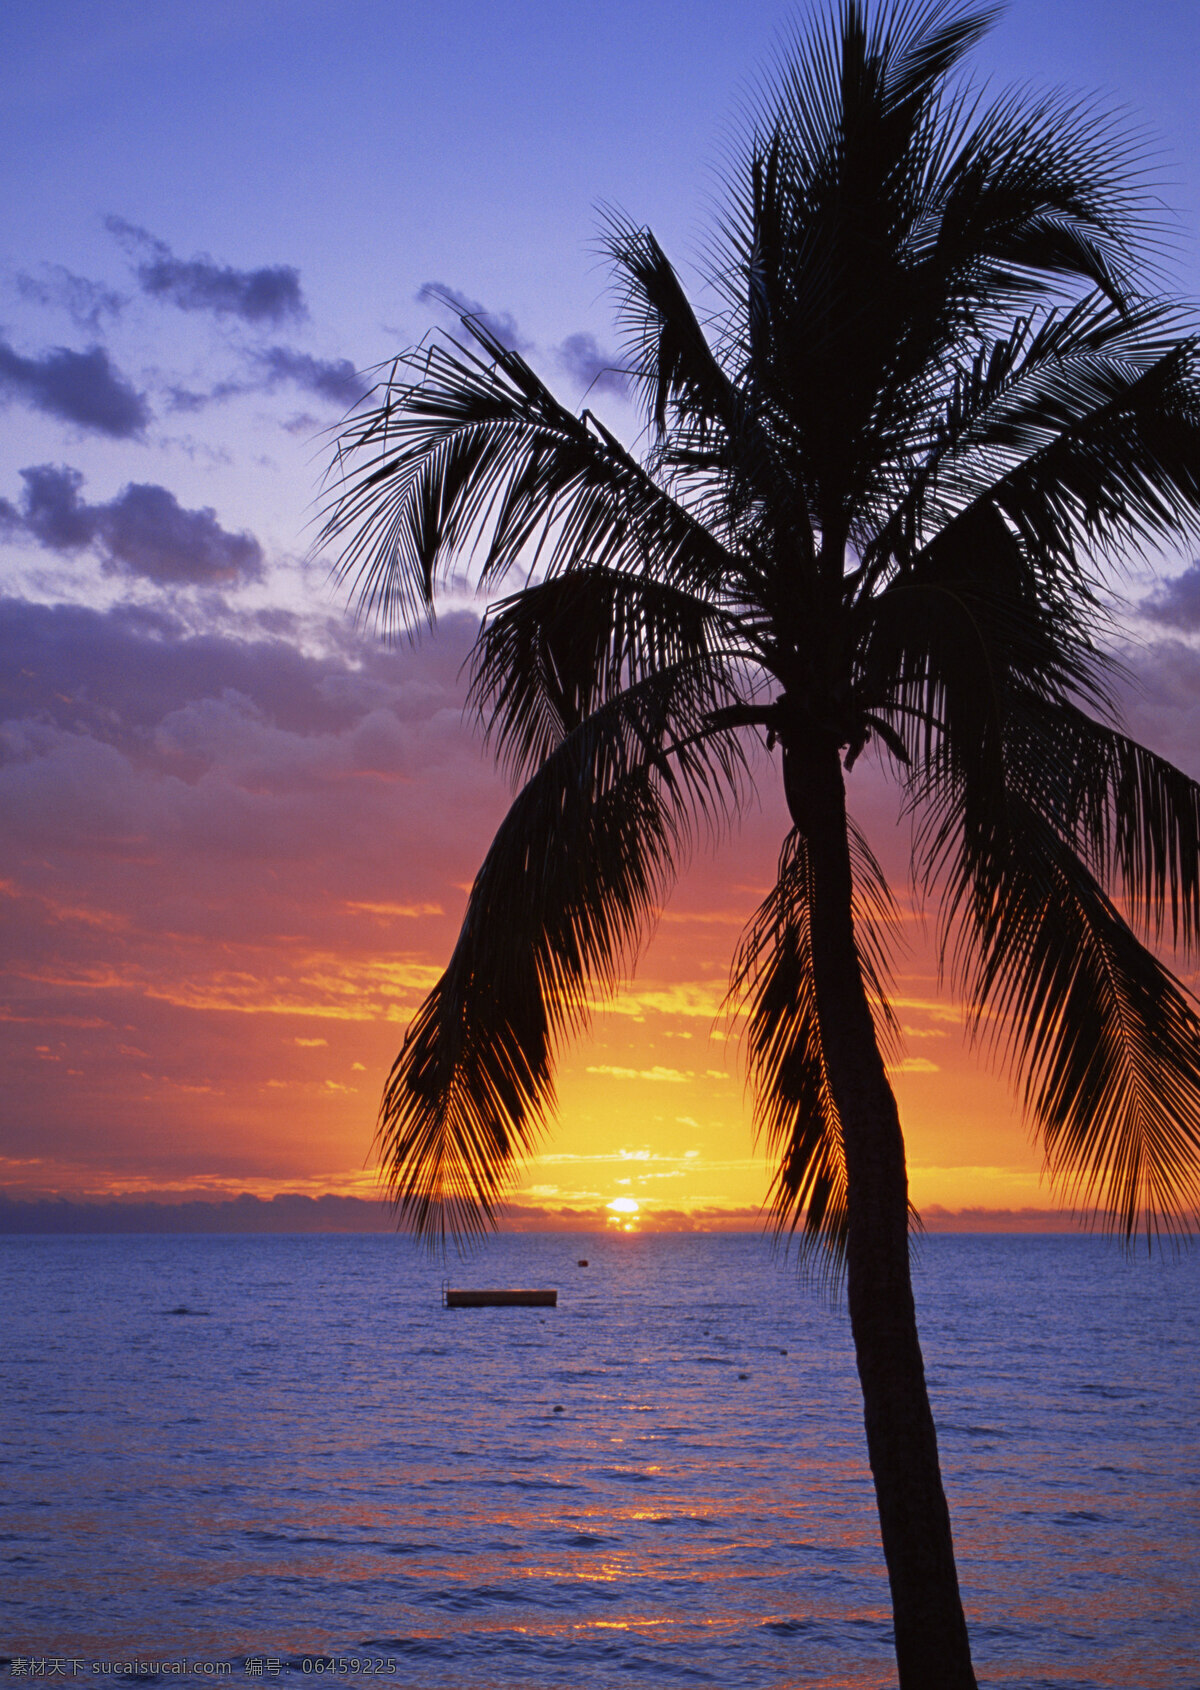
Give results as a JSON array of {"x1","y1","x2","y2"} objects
[{"x1": 606, "y1": 1196, "x2": 640, "y2": 1231}]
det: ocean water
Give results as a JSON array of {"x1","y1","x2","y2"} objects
[{"x1": 1, "y1": 1231, "x2": 1196, "y2": 1689}]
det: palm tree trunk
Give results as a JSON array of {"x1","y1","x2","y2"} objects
[{"x1": 783, "y1": 731, "x2": 977, "y2": 1690}]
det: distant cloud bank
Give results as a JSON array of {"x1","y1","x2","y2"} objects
[
  {"x1": 0, "y1": 1192, "x2": 1112, "y2": 1235},
  {"x1": 0, "y1": 1192, "x2": 393, "y2": 1234}
]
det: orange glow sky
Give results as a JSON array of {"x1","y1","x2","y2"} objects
[
  {"x1": 4, "y1": 1, "x2": 1200, "y2": 1228},
  {"x1": 6, "y1": 599, "x2": 1194, "y2": 1228}
]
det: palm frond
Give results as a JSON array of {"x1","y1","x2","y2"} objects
[
  {"x1": 705, "y1": 5, "x2": 1154, "y2": 538},
  {"x1": 728, "y1": 830, "x2": 847, "y2": 1270},
  {"x1": 848, "y1": 818, "x2": 906, "y2": 1058},
  {"x1": 728, "y1": 823, "x2": 902, "y2": 1275},
  {"x1": 928, "y1": 740, "x2": 1200, "y2": 1241},
  {"x1": 469, "y1": 564, "x2": 757, "y2": 782},
  {"x1": 1000, "y1": 696, "x2": 1200, "y2": 955},
  {"x1": 600, "y1": 213, "x2": 815, "y2": 575},
  {"x1": 953, "y1": 797, "x2": 1200, "y2": 1237},
  {"x1": 378, "y1": 662, "x2": 749, "y2": 1245},
  {"x1": 854, "y1": 297, "x2": 1174, "y2": 596},
  {"x1": 319, "y1": 330, "x2": 736, "y2": 639},
  {"x1": 601, "y1": 216, "x2": 738, "y2": 437},
  {"x1": 909, "y1": 303, "x2": 1200, "y2": 586},
  {"x1": 858, "y1": 512, "x2": 1110, "y2": 790}
]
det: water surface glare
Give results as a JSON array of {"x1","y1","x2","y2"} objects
[{"x1": 2, "y1": 1233, "x2": 1196, "y2": 1688}]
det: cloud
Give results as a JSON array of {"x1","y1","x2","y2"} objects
[
  {"x1": 592, "y1": 982, "x2": 728, "y2": 1020},
  {"x1": 280, "y1": 411, "x2": 322, "y2": 436},
  {"x1": 0, "y1": 339, "x2": 149, "y2": 437},
  {"x1": 0, "y1": 465, "x2": 94, "y2": 550},
  {"x1": 344, "y1": 900, "x2": 443, "y2": 918},
  {"x1": 919, "y1": 1205, "x2": 1083, "y2": 1232},
  {"x1": 0, "y1": 464, "x2": 263, "y2": 587},
  {"x1": 1104, "y1": 637, "x2": 1200, "y2": 781},
  {"x1": 98, "y1": 483, "x2": 264, "y2": 587},
  {"x1": 15, "y1": 265, "x2": 127, "y2": 331},
  {"x1": 0, "y1": 593, "x2": 485, "y2": 763},
  {"x1": 1138, "y1": 560, "x2": 1200, "y2": 631},
  {"x1": 0, "y1": 596, "x2": 356, "y2": 745},
  {"x1": 106, "y1": 216, "x2": 306, "y2": 325},
  {"x1": 165, "y1": 378, "x2": 251, "y2": 413},
  {"x1": 254, "y1": 346, "x2": 368, "y2": 407},
  {"x1": 886, "y1": 1055, "x2": 940, "y2": 1075},
  {"x1": 412, "y1": 298, "x2": 626, "y2": 397},
  {"x1": 555, "y1": 331, "x2": 628, "y2": 398},
  {"x1": 585, "y1": 1063, "x2": 693, "y2": 1082},
  {"x1": 417, "y1": 281, "x2": 530, "y2": 352},
  {"x1": 167, "y1": 346, "x2": 369, "y2": 414}
]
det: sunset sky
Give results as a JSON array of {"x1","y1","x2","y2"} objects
[{"x1": 5, "y1": 0, "x2": 1200, "y2": 1229}]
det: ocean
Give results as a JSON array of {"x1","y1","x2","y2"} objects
[{"x1": 2, "y1": 1231, "x2": 1196, "y2": 1688}]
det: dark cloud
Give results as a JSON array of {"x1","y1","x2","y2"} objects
[
  {"x1": 255, "y1": 346, "x2": 369, "y2": 407},
  {"x1": 1138, "y1": 560, "x2": 1200, "y2": 631},
  {"x1": 0, "y1": 340, "x2": 149, "y2": 437},
  {"x1": 100, "y1": 483, "x2": 264, "y2": 587},
  {"x1": 0, "y1": 465, "x2": 263, "y2": 587},
  {"x1": 1110, "y1": 636, "x2": 1200, "y2": 781},
  {"x1": 0, "y1": 464, "x2": 95, "y2": 550},
  {"x1": 106, "y1": 216, "x2": 306, "y2": 326},
  {"x1": 417, "y1": 281, "x2": 530, "y2": 352},
  {"x1": 0, "y1": 594, "x2": 492, "y2": 879},
  {"x1": 168, "y1": 347, "x2": 369, "y2": 414},
  {"x1": 15, "y1": 265, "x2": 127, "y2": 332},
  {"x1": 555, "y1": 331, "x2": 629, "y2": 399},
  {"x1": 921, "y1": 1206, "x2": 1080, "y2": 1231}
]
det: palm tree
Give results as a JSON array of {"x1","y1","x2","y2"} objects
[{"x1": 320, "y1": 3, "x2": 1200, "y2": 1684}]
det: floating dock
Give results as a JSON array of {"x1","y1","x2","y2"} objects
[{"x1": 442, "y1": 1287, "x2": 557, "y2": 1308}]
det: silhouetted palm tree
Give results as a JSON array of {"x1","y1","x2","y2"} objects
[{"x1": 321, "y1": 4, "x2": 1200, "y2": 1684}]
